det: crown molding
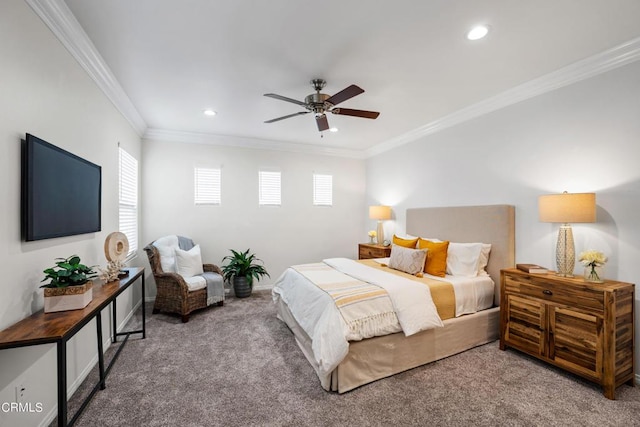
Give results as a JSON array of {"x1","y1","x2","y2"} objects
[
  {"x1": 143, "y1": 129, "x2": 366, "y2": 159},
  {"x1": 26, "y1": 0, "x2": 147, "y2": 136},
  {"x1": 26, "y1": 1, "x2": 640, "y2": 159},
  {"x1": 366, "y1": 37, "x2": 640, "y2": 158}
]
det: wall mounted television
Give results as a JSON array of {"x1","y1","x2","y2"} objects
[{"x1": 22, "y1": 133, "x2": 102, "y2": 241}]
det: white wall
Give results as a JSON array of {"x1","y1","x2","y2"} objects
[
  {"x1": 0, "y1": 1, "x2": 142, "y2": 426},
  {"x1": 141, "y1": 138, "x2": 366, "y2": 292},
  {"x1": 366, "y1": 60, "x2": 640, "y2": 376}
]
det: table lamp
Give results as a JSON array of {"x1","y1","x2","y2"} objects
[
  {"x1": 369, "y1": 205, "x2": 391, "y2": 245},
  {"x1": 538, "y1": 192, "x2": 596, "y2": 277}
]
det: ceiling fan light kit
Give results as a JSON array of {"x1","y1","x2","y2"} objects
[{"x1": 264, "y1": 79, "x2": 380, "y2": 132}]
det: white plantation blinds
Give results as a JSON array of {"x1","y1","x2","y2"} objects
[
  {"x1": 194, "y1": 167, "x2": 221, "y2": 205},
  {"x1": 313, "y1": 174, "x2": 332, "y2": 206},
  {"x1": 119, "y1": 148, "x2": 138, "y2": 258},
  {"x1": 259, "y1": 170, "x2": 281, "y2": 206}
]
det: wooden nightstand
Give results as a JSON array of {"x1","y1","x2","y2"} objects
[
  {"x1": 358, "y1": 243, "x2": 391, "y2": 260},
  {"x1": 500, "y1": 268, "x2": 635, "y2": 399}
]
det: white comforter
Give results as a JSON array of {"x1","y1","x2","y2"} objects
[{"x1": 272, "y1": 258, "x2": 445, "y2": 384}]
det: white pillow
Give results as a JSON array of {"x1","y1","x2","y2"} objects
[
  {"x1": 388, "y1": 244, "x2": 428, "y2": 276},
  {"x1": 153, "y1": 235, "x2": 179, "y2": 273},
  {"x1": 175, "y1": 245, "x2": 204, "y2": 278},
  {"x1": 446, "y1": 243, "x2": 483, "y2": 277},
  {"x1": 477, "y1": 243, "x2": 492, "y2": 276}
]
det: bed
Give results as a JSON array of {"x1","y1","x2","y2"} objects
[{"x1": 273, "y1": 204, "x2": 515, "y2": 393}]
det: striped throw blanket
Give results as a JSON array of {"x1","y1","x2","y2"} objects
[
  {"x1": 292, "y1": 258, "x2": 444, "y2": 338},
  {"x1": 291, "y1": 263, "x2": 398, "y2": 339}
]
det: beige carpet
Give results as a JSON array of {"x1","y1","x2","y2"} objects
[{"x1": 57, "y1": 290, "x2": 640, "y2": 426}]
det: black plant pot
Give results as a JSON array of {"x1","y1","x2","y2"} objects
[{"x1": 233, "y1": 276, "x2": 252, "y2": 298}]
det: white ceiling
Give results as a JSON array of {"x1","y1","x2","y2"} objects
[{"x1": 60, "y1": 0, "x2": 640, "y2": 154}]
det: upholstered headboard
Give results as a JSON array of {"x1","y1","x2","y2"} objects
[{"x1": 406, "y1": 204, "x2": 515, "y2": 306}]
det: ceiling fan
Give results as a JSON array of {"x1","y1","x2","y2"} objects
[{"x1": 264, "y1": 79, "x2": 380, "y2": 132}]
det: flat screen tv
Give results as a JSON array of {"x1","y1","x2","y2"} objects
[{"x1": 22, "y1": 133, "x2": 102, "y2": 241}]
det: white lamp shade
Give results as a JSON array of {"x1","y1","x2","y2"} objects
[
  {"x1": 539, "y1": 193, "x2": 596, "y2": 223},
  {"x1": 369, "y1": 205, "x2": 391, "y2": 220}
]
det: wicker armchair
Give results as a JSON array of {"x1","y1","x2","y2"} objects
[{"x1": 144, "y1": 242, "x2": 224, "y2": 323}]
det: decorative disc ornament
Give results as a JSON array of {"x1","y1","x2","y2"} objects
[{"x1": 104, "y1": 232, "x2": 129, "y2": 262}]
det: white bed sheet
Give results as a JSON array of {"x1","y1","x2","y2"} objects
[{"x1": 371, "y1": 257, "x2": 495, "y2": 317}]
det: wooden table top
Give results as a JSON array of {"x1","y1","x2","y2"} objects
[{"x1": 0, "y1": 267, "x2": 144, "y2": 349}]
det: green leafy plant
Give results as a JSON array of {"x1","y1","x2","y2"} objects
[
  {"x1": 221, "y1": 249, "x2": 269, "y2": 285},
  {"x1": 41, "y1": 255, "x2": 97, "y2": 288}
]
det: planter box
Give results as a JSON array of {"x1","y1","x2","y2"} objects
[{"x1": 44, "y1": 282, "x2": 93, "y2": 313}]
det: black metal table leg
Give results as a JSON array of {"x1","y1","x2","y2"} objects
[
  {"x1": 96, "y1": 312, "x2": 106, "y2": 390},
  {"x1": 111, "y1": 299, "x2": 117, "y2": 343},
  {"x1": 142, "y1": 274, "x2": 146, "y2": 339},
  {"x1": 57, "y1": 340, "x2": 67, "y2": 427}
]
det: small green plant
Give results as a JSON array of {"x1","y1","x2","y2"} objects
[
  {"x1": 221, "y1": 249, "x2": 269, "y2": 285},
  {"x1": 41, "y1": 255, "x2": 97, "y2": 288}
]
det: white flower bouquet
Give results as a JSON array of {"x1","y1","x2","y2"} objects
[{"x1": 579, "y1": 250, "x2": 607, "y2": 282}]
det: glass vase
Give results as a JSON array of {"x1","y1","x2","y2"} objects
[
  {"x1": 369, "y1": 236, "x2": 376, "y2": 244},
  {"x1": 584, "y1": 265, "x2": 604, "y2": 283}
]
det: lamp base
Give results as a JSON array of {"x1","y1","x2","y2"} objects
[
  {"x1": 555, "y1": 224, "x2": 575, "y2": 277},
  {"x1": 376, "y1": 221, "x2": 384, "y2": 245}
]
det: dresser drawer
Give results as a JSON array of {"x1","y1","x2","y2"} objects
[
  {"x1": 358, "y1": 245, "x2": 390, "y2": 260},
  {"x1": 504, "y1": 274, "x2": 604, "y2": 313}
]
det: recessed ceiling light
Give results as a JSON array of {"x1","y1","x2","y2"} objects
[
  {"x1": 329, "y1": 127, "x2": 338, "y2": 132},
  {"x1": 466, "y1": 25, "x2": 490, "y2": 41},
  {"x1": 203, "y1": 109, "x2": 217, "y2": 116}
]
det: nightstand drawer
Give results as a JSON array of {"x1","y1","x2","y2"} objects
[
  {"x1": 504, "y1": 274, "x2": 604, "y2": 313},
  {"x1": 358, "y1": 244, "x2": 391, "y2": 260}
]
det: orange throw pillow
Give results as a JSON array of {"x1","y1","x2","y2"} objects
[
  {"x1": 417, "y1": 238, "x2": 450, "y2": 277},
  {"x1": 392, "y1": 235, "x2": 419, "y2": 249}
]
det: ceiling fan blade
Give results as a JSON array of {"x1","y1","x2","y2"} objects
[
  {"x1": 325, "y1": 84, "x2": 364, "y2": 106},
  {"x1": 264, "y1": 93, "x2": 307, "y2": 107},
  {"x1": 332, "y1": 108, "x2": 380, "y2": 119},
  {"x1": 316, "y1": 114, "x2": 330, "y2": 132},
  {"x1": 264, "y1": 111, "x2": 309, "y2": 123}
]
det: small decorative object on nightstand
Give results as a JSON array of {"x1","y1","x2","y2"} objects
[
  {"x1": 358, "y1": 243, "x2": 391, "y2": 260},
  {"x1": 500, "y1": 268, "x2": 635, "y2": 400},
  {"x1": 368, "y1": 230, "x2": 377, "y2": 244}
]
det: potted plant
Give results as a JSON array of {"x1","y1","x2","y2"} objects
[
  {"x1": 221, "y1": 249, "x2": 269, "y2": 298},
  {"x1": 41, "y1": 255, "x2": 97, "y2": 312}
]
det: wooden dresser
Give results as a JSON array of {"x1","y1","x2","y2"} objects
[
  {"x1": 499, "y1": 268, "x2": 635, "y2": 399},
  {"x1": 358, "y1": 243, "x2": 391, "y2": 260}
]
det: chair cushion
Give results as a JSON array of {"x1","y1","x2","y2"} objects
[
  {"x1": 183, "y1": 275, "x2": 207, "y2": 291},
  {"x1": 175, "y1": 245, "x2": 204, "y2": 278},
  {"x1": 153, "y1": 235, "x2": 179, "y2": 273}
]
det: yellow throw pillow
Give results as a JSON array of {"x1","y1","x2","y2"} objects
[
  {"x1": 417, "y1": 238, "x2": 450, "y2": 277},
  {"x1": 392, "y1": 235, "x2": 419, "y2": 249}
]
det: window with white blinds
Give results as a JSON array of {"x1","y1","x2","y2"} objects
[
  {"x1": 313, "y1": 174, "x2": 333, "y2": 206},
  {"x1": 118, "y1": 147, "x2": 138, "y2": 258},
  {"x1": 194, "y1": 167, "x2": 221, "y2": 205},
  {"x1": 259, "y1": 170, "x2": 281, "y2": 206}
]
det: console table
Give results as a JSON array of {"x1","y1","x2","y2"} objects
[{"x1": 0, "y1": 267, "x2": 145, "y2": 426}]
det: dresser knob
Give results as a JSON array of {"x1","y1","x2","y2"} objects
[{"x1": 543, "y1": 290, "x2": 553, "y2": 296}]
